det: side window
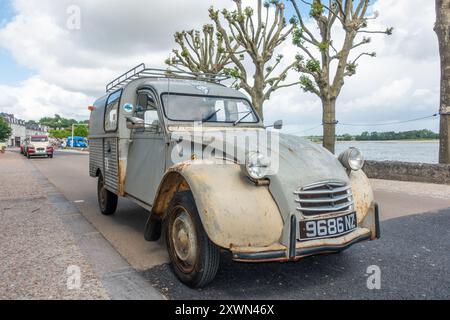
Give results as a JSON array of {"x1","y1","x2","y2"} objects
[
  {"x1": 104, "y1": 90, "x2": 121, "y2": 132},
  {"x1": 136, "y1": 92, "x2": 160, "y2": 133}
]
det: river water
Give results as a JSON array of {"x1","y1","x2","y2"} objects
[{"x1": 334, "y1": 141, "x2": 440, "y2": 164}]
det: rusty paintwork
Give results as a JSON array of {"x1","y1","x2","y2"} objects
[
  {"x1": 349, "y1": 170, "x2": 374, "y2": 224},
  {"x1": 118, "y1": 159, "x2": 127, "y2": 196},
  {"x1": 153, "y1": 160, "x2": 284, "y2": 249}
]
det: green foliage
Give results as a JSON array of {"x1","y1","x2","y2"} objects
[
  {"x1": 292, "y1": 27, "x2": 303, "y2": 46},
  {"x1": 223, "y1": 67, "x2": 241, "y2": 78},
  {"x1": 355, "y1": 130, "x2": 439, "y2": 141},
  {"x1": 346, "y1": 63, "x2": 357, "y2": 76},
  {"x1": 338, "y1": 134, "x2": 353, "y2": 141},
  {"x1": 39, "y1": 114, "x2": 79, "y2": 130},
  {"x1": 40, "y1": 115, "x2": 88, "y2": 137},
  {"x1": 49, "y1": 126, "x2": 88, "y2": 139},
  {"x1": 244, "y1": 7, "x2": 254, "y2": 17},
  {"x1": 0, "y1": 117, "x2": 12, "y2": 142},
  {"x1": 299, "y1": 75, "x2": 315, "y2": 93},
  {"x1": 305, "y1": 59, "x2": 321, "y2": 73},
  {"x1": 49, "y1": 129, "x2": 70, "y2": 139},
  {"x1": 309, "y1": 0, "x2": 324, "y2": 18},
  {"x1": 306, "y1": 130, "x2": 439, "y2": 141},
  {"x1": 318, "y1": 42, "x2": 329, "y2": 53}
]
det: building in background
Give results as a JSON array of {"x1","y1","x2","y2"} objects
[{"x1": 0, "y1": 113, "x2": 49, "y2": 147}]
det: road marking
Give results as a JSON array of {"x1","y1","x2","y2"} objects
[{"x1": 74, "y1": 200, "x2": 85, "y2": 203}]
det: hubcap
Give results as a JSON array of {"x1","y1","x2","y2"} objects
[{"x1": 171, "y1": 208, "x2": 197, "y2": 271}]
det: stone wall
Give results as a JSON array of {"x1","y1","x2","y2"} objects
[{"x1": 364, "y1": 161, "x2": 450, "y2": 185}]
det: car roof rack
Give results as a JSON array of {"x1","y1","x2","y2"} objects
[{"x1": 106, "y1": 63, "x2": 230, "y2": 93}]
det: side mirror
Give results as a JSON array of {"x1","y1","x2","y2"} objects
[
  {"x1": 266, "y1": 120, "x2": 283, "y2": 130},
  {"x1": 273, "y1": 120, "x2": 283, "y2": 130},
  {"x1": 126, "y1": 116, "x2": 145, "y2": 130}
]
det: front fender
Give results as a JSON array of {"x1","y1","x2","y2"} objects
[
  {"x1": 350, "y1": 170, "x2": 379, "y2": 240},
  {"x1": 165, "y1": 161, "x2": 284, "y2": 249}
]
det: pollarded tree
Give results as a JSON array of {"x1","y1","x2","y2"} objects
[
  {"x1": 166, "y1": 24, "x2": 240, "y2": 75},
  {"x1": 289, "y1": 0, "x2": 393, "y2": 153},
  {"x1": 208, "y1": 0, "x2": 303, "y2": 120}
]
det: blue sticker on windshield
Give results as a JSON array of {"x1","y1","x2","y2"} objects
[{"x1": 122, "y1": 103, "x2": 133, "y2": 113}]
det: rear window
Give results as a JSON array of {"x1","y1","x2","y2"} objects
[
  {"x1": 31, "y1": 137, "x2": 48, "y2": 142},
  {"x1": 104, "y1": 90, "x2": 122, "y2": 132}
]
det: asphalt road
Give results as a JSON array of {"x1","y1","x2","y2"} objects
[{"x1": 28, "y1": 150, "x2": 450, "y2": 299}]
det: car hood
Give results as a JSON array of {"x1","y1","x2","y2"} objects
[
  {"x1": 170, "y1": 128, "x2": 349, "y2": 216},
  {"x1": 30, "y1": 142, "x2": 49, "y2": 148}
]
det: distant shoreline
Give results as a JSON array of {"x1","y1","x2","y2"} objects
[{"x1": 335, "y1": 140, "x2": 440, "y2": 143}]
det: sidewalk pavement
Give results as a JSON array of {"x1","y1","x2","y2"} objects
[{"x1": 0, "y1": 152, "x2": 163, "y2": 300}]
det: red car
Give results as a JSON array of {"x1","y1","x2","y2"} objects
[{"x1": 23, "y1": 136, "x2": 54, "y2": 159}]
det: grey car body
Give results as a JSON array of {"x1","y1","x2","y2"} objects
[{"x1": 89, "y1": 67, "x2": 379, "y2": 286}]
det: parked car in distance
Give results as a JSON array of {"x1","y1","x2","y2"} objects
[
  {"x1": 24, "y1": 135, "x2": 54, "y2": 159},
  {"x1": 67, "y1": 136, "x2": 88, "y2": 148}
]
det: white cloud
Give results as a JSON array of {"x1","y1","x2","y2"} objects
[
  {"x1": 0, "y1": 77, "x2": 92, "y2": 120},
  {"x1": 0, "y1": 0, "x2": 441, "y2": 135}
]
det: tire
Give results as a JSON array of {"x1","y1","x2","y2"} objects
[
  {"x1": 49, "y1": 154, "x2": 53, "y2": 159},
  {"x1": 97, "y1": 173, "x2": 118, "y2": 215},
  {"x1": 166, "y1": 191, "x2": 220, "y2": 288}
]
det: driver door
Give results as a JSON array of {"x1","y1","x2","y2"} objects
[{"x1": 125, "y1": 89, "x2": 166, "y2": 206}]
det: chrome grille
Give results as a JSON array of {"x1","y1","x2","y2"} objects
[{"x1": 294, "y1": 181, "x2": 353, "y2": 216}]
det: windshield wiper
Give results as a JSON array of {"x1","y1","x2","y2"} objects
[
  {"x1": 202, "y1": 109, "x2": 221, "y2": 122},
  {"x1": 233, "y1": 111, "x2": 252, "y2": 126}
]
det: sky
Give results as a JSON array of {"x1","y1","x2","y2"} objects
[{"x1": 0, "y1": 0, "x2": 441, "y2": 135}]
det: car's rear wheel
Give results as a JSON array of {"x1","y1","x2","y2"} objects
[
  {"x1": 97, "y1": 173, "x2": 118, "y2": 215},
  {"x1": 166, "y1": 191, "x2": 220, "y2": 288}
]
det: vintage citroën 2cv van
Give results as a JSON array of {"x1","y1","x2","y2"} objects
[{"x1": 89, "y1": 64, "x2": 380, "y2": 288}]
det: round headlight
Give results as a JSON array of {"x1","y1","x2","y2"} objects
[
  {"x1": 244, "y1": 152, "x2": 271, "y2": 180},
  {"x1": 339, "y1": 147, "x2": 365, "y2": 171}
]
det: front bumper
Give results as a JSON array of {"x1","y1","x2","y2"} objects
[
  {"x1": 28, "y1": 151, "x2": 53, "y2": 156},
  {"x1": 232, "y1": 204, "x2": 380, "y2": 263}
]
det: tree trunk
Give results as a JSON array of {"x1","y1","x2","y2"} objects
[
  {"x1": 435, "y1": 0, "x2": 450, "y2": 164},
  {"x1": 322, "y1": 99, "x2": 336, "y2": 154},
  {"x1": 251, "y1": 64, "x2": 266, "y2": 122},
  {"x1": 252, "y1": 95, "x2": 264, "y2": 122}
]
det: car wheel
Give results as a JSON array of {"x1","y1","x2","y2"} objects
[
  {"x1": 166, "y1": 191, "x2": 220, "y2": 288},
  {"x1": 97, "y1": 173, "x2": 118, "y2": 215}
]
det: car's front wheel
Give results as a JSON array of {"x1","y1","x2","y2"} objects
[
  {"x1": 166, "y1": 191, "x2": 220, "y2": 288},
  {"x1": 97, "y1": 173, "x2": 118, "y2": 215}
]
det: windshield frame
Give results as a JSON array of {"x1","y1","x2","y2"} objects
[{"x1": 160, "y1": 92, "x2": 261, "y2": 125}]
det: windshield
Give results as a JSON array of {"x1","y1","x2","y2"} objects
[
  {"x1": 161, "y1": 94, "x2": 259, "y2": 124},
  {"x1": 31, "y1": 137, "x2": 48, "y2": 142}
]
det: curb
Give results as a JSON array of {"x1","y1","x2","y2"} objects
[{"x1": 27, "y1": 160, "x2": 166, "y2": 300}]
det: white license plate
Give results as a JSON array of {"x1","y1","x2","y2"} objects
[{"x1": 299, "y1": 212, "x2": 357, "y2": 241}]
